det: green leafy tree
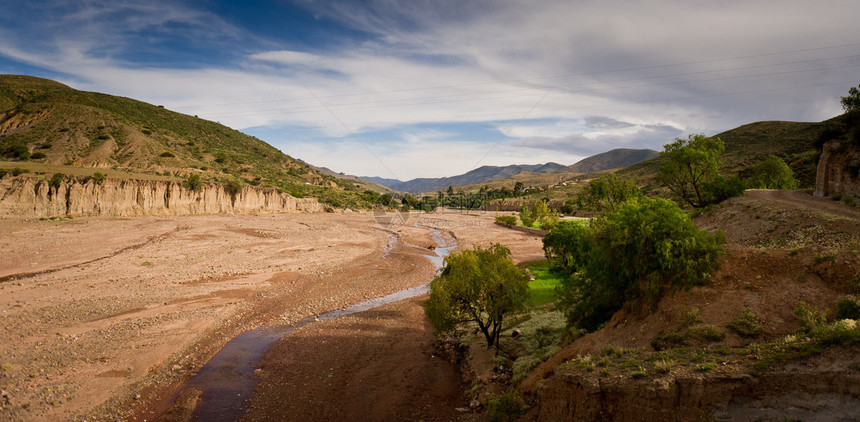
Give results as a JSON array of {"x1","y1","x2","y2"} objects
[
  {"x1": 576, "y1": 173, "x2": 641, "y2": 213},
  {"x1": 542, "y1": 220, "x2": 590, "y2": 271},
  {"x1": 658, "y1": 134, "x2": 725, "y2": 208},
  {"x1": 519, "y1": 204, "x2": 535, "y2": 227},
  {"x1": 549, "y1": 197, "x2": 724, "y2": 330},
  {"x1": 425, "y1": 244, "x2": 530, "y2": 350},
  {"x1": 841, "y1": 83, "x2": 860, "y2": 112},
  {"x1": 748, "y1": 155, "x2": 798, "y2": 189},
  {"x1": 513, "y1": 181, "x2": 524, "y2": 196}
]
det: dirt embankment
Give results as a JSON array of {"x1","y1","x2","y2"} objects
[
  {"x1": 0, "y1": 175, "x2": 323, "y2": 218},
  {"x1": 519, "y1": 190, "x2": 860, "y2": 421}
]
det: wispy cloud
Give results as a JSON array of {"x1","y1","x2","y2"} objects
[{"x1": 1, "y1": 0, "x2": 858, "y2": 178}]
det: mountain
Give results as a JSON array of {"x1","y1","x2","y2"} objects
[
  {"x1": 309, "y1": 164, "x2": 398, "y2": 194},
  {"x1": 558, "y1": 148, "x2": 659, "y2": 174},
  {"x1": 0, "y1": 75, "x2": 368, "y2": 207},
  {"x1": 365, "y1": 162, "x2": 565, "y2": 193}
]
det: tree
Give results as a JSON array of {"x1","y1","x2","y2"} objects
[
  {"x1": 549, "y1": 197, "x2": 724, "y2": 331},
  {"x1": 841, "y1": 83, "x2": 860, "y2": 113},
  {"x1": 658, "y1": 134, "x2": 725, "y2": 208},
  {"x1": 748, "y1": 155, "x2": 798, "y2": 189},
  {"x1": 513, "y1": 181, "x2": 524, "y2": 196},
  {"x1": 576, "y1": 173, "x2": 641, "y2": 213},
  {"x1": 542, "y1": 220, "x2": 589, "y2": 271},
  {"x1": 424, "y1": 244, "x2": 530, "y2": 350}
]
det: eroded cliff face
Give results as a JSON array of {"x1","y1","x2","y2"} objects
[
  {"x1": 0, "y1": 176, "x2": 324, "y2": 217},
  {"x1": 815, "y1": 140, "x2": 860, "y2": 201},
  {"x1": 527, "y1": 365, "x2": 859, "y2": 422}
]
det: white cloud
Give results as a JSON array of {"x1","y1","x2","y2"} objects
[{"x1": 2, "y1": 0, "x2": 859, "y2": 178}]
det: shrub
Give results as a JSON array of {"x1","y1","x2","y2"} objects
[
  {"x1": 651, "y1": 332, "x2": 687, "y2": 351},
  {"x1": 495, "y1": 215, "x2": 517, "y2": 227},
  {"x1": 538, "y1": 214, "x2": 560, "y2": 231},
  {"x1": 49, "y1": 173, "x2": 65, "y2": 189},
  {"x1": 748, "y1": 155, "x2": 798, "y2": 189},
  {"x1": 487, "y1": 392, "x2": 525, "y2": 422},
  {"x1": 0, "y1": 168, "x2": 6, "y2": 178},
  {"x1": 91, "y1": 171, "x2": 106, "y2": 184},
  {"x1": 697, "y1": 362, "x2": 717, "y2": 372},
  {"x1": 11, "y1": 168, "x2": 29, "y2": 176},
  {"x1": 702, "y1": 175, "x2": 745, "y2": 204},
  {"x1": 30, "y1": 152, "x2": 46, "y2": 159},
  {"x1": 2, "y1": 144, "x2": 30, "y2": 160},
  {"x1": 690, "y1": 325, "x2": 726, "y2": 342},
  {"x1": 727, "y1": 308, "x2": 763, "y2": 338},
  {"x1": 159, "y1": 151, "x2": 175, "y2": 158},
  {"x1": 184, "y1": 174, "x2": 203, "y2": 192},
  {"x1": 223, "y1": 180, "x2": 243, "y2": 196},
  {"x1": 519, "y1": 204, "x2": 535, "y2": 227},
  {"x1": 836, "y1": 295, "x2": 860, "y2": 320}
]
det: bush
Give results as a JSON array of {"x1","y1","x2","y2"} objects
[
  {"x1": 727, "y1": 308, "x2": 763, "y2": 338},
  {"x1": 91, "y1": 171, "x2": 106, "y2": 184},
  {"x1": 49, "y1": 173, "x2": 65, "y2": 189},
  {"x1": 487, "y1": 392, "x2": 525, "y2": 422},
  {"x1": 11, "y1": 168, "x2": 29, "y2": 176},
  {"x1": 702, "y1": 175, "x2": 745, "y2": 204},
  {"x1": 495, "y1": 215, "x2": 517, "y2": 227},
  {"x1": 2, "y1": 144, "x2": 30, "y2": 160},
  {"x1": 748, "y1": 155, "x2": 798, "y2": 189},
  {"x1": 223, "y1": 180, "x2": 243, "y2": 196},
  {"x1": 0, "y1": 168, "x2": 6, "y2": 178},
  {"x1": 552, "y1": 197, "x2": 725, "y2": 331},
  {"x1": 30, "y1": 152, "x2": 46, "y2": 159},
  {"x1": 836, "y1": 295, "x2": 860, "y2": 320},
  {"x1": 519, "y1": 204, "x2": 536, "y2": 227},
  {"x1": 184, "y1": 174, "x2": 202, "y2": 192},
  {"x1": 160, "y1": 151, "x2": 175, "y2": 158}
]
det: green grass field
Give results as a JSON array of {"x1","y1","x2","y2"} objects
[{"x1": 522, "y1": 260, "x2": 565, "y2": 307}]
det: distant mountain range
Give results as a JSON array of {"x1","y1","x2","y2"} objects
[
  {"x1": 364, "y1": 148, "x2": 660, "y2": 193},
  {"x1": 561, "y1": 148, "x2": 659, "y2": 174},
  {"x1": 364, "y1": 163, "x2": 565, "y2": 193}
]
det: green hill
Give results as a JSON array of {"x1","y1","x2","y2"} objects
[
  {"x1": 619, "y1": 118, "x2": 845, "y2": 192},
  {"x1": 0, "y1": 74, "x2": 372, "y2": 208}
]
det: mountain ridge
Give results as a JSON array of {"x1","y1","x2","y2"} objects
[{"x1": 364, "y1": 162, "x2": 565, "y2": 193}]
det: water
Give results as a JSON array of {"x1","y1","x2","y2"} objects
[{"x1": 149, "y1": 227, "x2": 455, "y2": 422}]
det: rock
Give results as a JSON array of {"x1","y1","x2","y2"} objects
[{"x1": 0, "y1": 177, "x2": 325, "y2": 218}]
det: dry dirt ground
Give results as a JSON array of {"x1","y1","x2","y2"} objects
[{"x1": 0, "y1": 208, "x2": 543, "y2": 421}]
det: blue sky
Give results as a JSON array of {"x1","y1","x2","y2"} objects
[{"x1": 1, "y1": 1, "x2": 859, "y2": 180}]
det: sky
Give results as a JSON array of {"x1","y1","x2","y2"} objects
[{"x1": 1, "y1": 1, "x2": 859, "y2": 180}]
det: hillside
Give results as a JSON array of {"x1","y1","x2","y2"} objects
[
  {"x1": 559, "y1": 148, "x2": 658, "y2": 174},
  {"x1": 620, "y1": 119, "x2": 842, "y2": 191},
  {"x1": 364, "y1": 162, "x2": 565, "y2": 193},
  {"x1": 0, "y1": 75, "x2": 368, "y2": 208}
]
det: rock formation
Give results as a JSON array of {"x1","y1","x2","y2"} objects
[
  {"x1": 815, "y1": 140, "x2": 860, "y2": 201},
  {"x1": 0, "y1": 176, "x2": 324, "y2": 217}
]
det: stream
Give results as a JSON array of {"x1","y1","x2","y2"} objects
[{"x1": 149, "y1": 226, "x2": 456, "y2": 422}]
